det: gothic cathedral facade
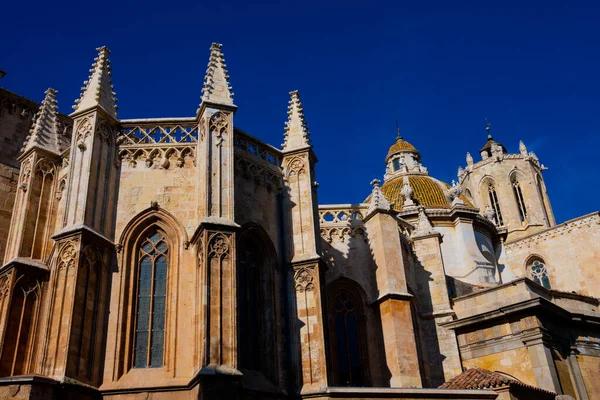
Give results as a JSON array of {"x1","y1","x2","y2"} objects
[{"x1": 0, "y1": 44, "x2": 598, "y2": 400}]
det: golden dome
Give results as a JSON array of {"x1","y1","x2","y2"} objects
[
  {"x1": 373, "y1": 176, "x2": 473, "y2": 210},
  {"x1": 386, "y1": 139, "x2": 418, "y2": 162}
]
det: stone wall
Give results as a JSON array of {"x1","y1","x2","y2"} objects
[
  {"x1": 578, "y1": 355, "x2": 600, "y2": 400},
  {"x1": 501, "y1": 212, "x2": 600, "y2": 297},
  {"x1": 0, "y1": 164, "x2": 19, "y2": 262}
]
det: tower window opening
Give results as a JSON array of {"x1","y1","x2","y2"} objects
[
  {"x1": 487, "y1": 183, "x2": 504, "y2": 226},
  {"x1": 512, "y1": 179, "x2": 527, "y2": 222},
  {"x1": 392, "y1": 158, "x2": 401, "y2": 171}
]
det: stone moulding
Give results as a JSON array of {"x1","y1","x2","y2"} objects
[{"x1": 504, "y1": 211, "x2": 599, "y2": 251}]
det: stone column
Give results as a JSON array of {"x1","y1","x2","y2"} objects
[
  {"x1": 524, "y1": 335, "x2": 562, "y2": 393},
  {"x1": 568, "y1": 351, "x2": 589, "y2": 400},
  {"x1": 412, "y1": 225, "x2": 462, "y2": 386},
  {"x1": 282, "y1": 151, "x2": 328, "y2": 394},
  {"x1": 363, "y1": 190, "x2": 422, "y2": 388}
]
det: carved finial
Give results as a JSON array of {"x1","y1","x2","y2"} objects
[
  {"x1": 483, "y1": 205, "x2": 496, "y2": 225},
  {"x1": 282, "y1": 90, "x2": 311, "y2": 151},
  {"x1": 519, "y1": 140, "x2": 528, "y2": 156},
  {"x1": 200, "y1": 43, "x2": 234, "y2": 107},
  {"x1": 366, "y1": 178, "x2": 392, "y2": 217},
  {"x1": 466, "y1": 152, "x2": 473, "y2": 166},
  {"x1": 448, "y1": 180, "x2": 464, "y2": 206},
  {"x1": 458, "y1": 166, "x2": 464, "y2": 178},
  {"x1": 400, "y1": 176, "x2": 415, "y2": 208},
  {"x1": 414, "y1": 206, "x2": 435, "y2": 236},
  {"x1": 72, "y1": 46, "x2": 118, "y2": 118},
  {"x1": 21, "y1": 88, "x2": 63, "y2": 156}
]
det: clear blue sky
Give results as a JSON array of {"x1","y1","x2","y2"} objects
[{"x1": 2, "y1": 0, "x2": 599, "y2": 223}]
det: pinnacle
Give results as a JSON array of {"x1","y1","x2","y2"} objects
[
  {"x1": 21, "y1": 88, "x2": 63, "y2": 156},
  {"x1": 282, "y1": 90, "x2": 311, "y2": 151},
  {"x1": 72, "y1": 46, "x2": 118, "y2": 118},
  {"x1": 366, "y1": 178, "x2": 392, "y2": 216},
  {"x1": 200, "y1": 43, "x2": 234, "y2": 107}
]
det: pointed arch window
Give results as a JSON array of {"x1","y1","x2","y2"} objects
[
  {"x1": 134, "y1": 232, "x2": 168, "y2": 368},
  {"x1": 512, "y1": 179, "x2": 527, "y2": 222},
  {"x1": 487, "y1": 183, "x2": 504, "y2": 226},
  {"x1": 529, "y1": 259, "x2": 550, "y2": 289},
  {"x1": 328, "y1": 281, "x2": 370, "y2": 387}
]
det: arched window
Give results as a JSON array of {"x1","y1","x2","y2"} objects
[
  {"x1": 529, "y1": 258, "x2": 550, "y2": 289},
  {"x1": 487, "y1": 183, "x2": 504, "y2": 226},
  {"x1": 512, "y1": 178, "x2": 527, "y2": 222},
  {"x1": 237, "y1": 225, "x2": 280, "y2": 385},
  {"x1": 134, "y1": 232, "x2": 168, "y2": 368},
  {"x1": 327, "y1": 280, "x2": 369, "y2": 387},
  {"x1": 392, "y1": 158, "x2": 401, "y2": 171}
]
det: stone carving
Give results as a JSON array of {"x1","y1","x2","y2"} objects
[
  {"x1": 201, "y1": 43, "x2": 234, "y2": 106},
  {"x1": 0, "y1": 272, "x2": 14, "y2": 303},
  {"x1": 72, "y1": 46, "x2": 118, "y2": 117},
  {"x1": 466, "y1": 152, "x2": 473, "y2": 166},
  {"x1": 82, "y1": 246, "x2": 101, "y2": 269},
  {"x1": 235, "y1": 157, "x2": 282, "y2": 190},
  {"x1": 208, "y1": 233, "x2": 230, "y2": 259},
  {"x1": 287, "y1": 157, "x2": 306, "y2": 177},
  {"x1": 282, "y1": 90, "x2": 311, "y2": 151},
  {"x1": 483, "y1": 205, "x2": 496, "y2": 225},
  {"x1": 401, "y1": 176, "x2": 415, "y2": 208},
  {"x1": 76, "y1": 118, "x2": 94, "y2": 151},
  {"x1": 209, "y1": 112, "x2": 228, "y2": 147},
  {"x1": 119, "y1": 145, "x2": 194, "y2": 169},
  {"x1": 234, "y1": 133, "x2": 281, "y2": 166},
  {"x1": 294, "y1": 266, "x2": 315, "y2": 292},
  {"x1": 448, "y1": 180, "x2": 464, "y2": 206},
  {"x1": 57, "y1": 178, "x2": 66, "y2": 200},
  {"x1": 58, "y1": 241, "x2": 78, "y2": 271},
  {"x1": 119, "y1": 124, "x2": 198, "y2": 145},
  {"x1": 366, "y1": 179, "x2": 392, "y2": 216},
  {"x1": 413, "y1": 206, "x2": 435, "y2": 237},
  {"x1": 19, "y1": 159, "x2": 32, "y2": 191},
  {"x1": 36, "y1": 158, "x2": 54, "y2": 176}
]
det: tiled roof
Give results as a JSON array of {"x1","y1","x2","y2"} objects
[
  {"x1": 386, "y1": 139, "x2": 417, "y2": 161},
  {"x1": 377, "y1": 176, "x2": 473, "y2": 210},
  {"x1": 440, "y1": 368, "x2": 556, "y2": 396}
]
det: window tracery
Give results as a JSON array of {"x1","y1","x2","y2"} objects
[
  {"x1": 487, "y1": 183, "x2": 504, "y2": 226},
  {"x1": 134, "y1": 232, "x2": 168, "y2": 368},
  {"x1": 529, "y1": 259, "x2": 550, "y2": 289},
  {"x1": 512, "y1": 178, "x2": 527, "y2": 222}
]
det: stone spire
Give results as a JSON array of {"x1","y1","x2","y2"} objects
[
  {"x1": 21, "y1": 88, "x2": 63, "y2": 156},
  {"x1": 366, "y1": 179, "x2": 392, "y2": 217},
  {"x1": 282, "y1": 90, "x2": 311, "y2": 151},
  {"x1": 200, "y1": 43, "x2": 234, "y2": 107},
  {"x1": 519, "y1": 140, "x2": 528, "y2": 156},
  {"x1": 72, "y1": 46, "x2": 118, "y2": 117},
  {"x1": 413, "y1": 206, "x2": 435, "y2": 237}
]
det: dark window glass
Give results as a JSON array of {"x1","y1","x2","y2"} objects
[
  {"x1": 333, "y1": 291, "x2": 363, "y2": 386},
  {"x1": 134, "y1": 232, "x2": 168, "y2": 368},
  {"x1": 530, "y1": 260, "x2": 551, "y2": 289},
  {"x1": 488, "y1": 184, "x2": 504, "y2": 226},
  {"x1": 392, "y1": 159, "x2": 401, "y2": 171}
]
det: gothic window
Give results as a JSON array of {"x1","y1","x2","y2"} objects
[
  {"x1": 328, "y1": 280, "x2": 369, "y2": 387},
  {"x1": 237, "y1": 227, "x2": 279, "y2": 384},
  {"x1": 134, "y1": 232, "x2": 168, "y2": 368},
  {"x1": 529, "y1": 259, "x2": 551, "y2": 289},
  {"x1": 487, "y1": 183, "x2": 504, "y2": 226},
  {"x1": 512, "y1": 179, "x2": 527, "y2": 222}
]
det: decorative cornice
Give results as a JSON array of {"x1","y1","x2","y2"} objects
[{"x1": 504, "y1": 212, "x2": 599, "y2": 251}]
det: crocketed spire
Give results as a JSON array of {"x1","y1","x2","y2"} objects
[
  {"x1": 366, "y1": 179, "x2": 393, "y2": 217},
  {"x1": 21, "y1": 88, "x2": 63, "y2": 156},
  {"x1": 282, "y1": 90, "x2": 311, "y2": 151},
  {"x1": 200, "y1": 43, "x2": 234, "y2": 107},
  {"x1": 72, "y1": 46, "x2": 118, "y2": 117}
]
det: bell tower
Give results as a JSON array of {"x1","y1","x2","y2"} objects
[{"x1": 458, "y1": 123, "x2": 555, "y2": 240}]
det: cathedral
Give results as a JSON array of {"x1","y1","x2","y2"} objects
[{"x1": 0, "y1": 43, "x2": 598, "y2": 400}]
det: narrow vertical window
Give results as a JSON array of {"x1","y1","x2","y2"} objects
[
  {"x1": 134, "y1": 232, "x2": 168, "y2": 368},
  {"x1": 487, "y1": 183, "x2": 504, "y2": 226},
  {"x1": 529, "y1": 259, "x2": 551, "y2": 289},
  {"x1": 392, "y1": 158, "x2": 401, "y2": 171},
  {"x1": 512, "y1": 179, "x2": 527, "y2": 222},
  {"x1": 333, "y1": 290, "x2": 363, "y2": 386}
]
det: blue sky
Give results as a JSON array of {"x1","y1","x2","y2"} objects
[{"x1": 2, "y1": 0, "x2": 599, "y2": 223}]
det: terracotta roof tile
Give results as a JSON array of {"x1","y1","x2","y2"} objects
[{"x1": 440, "y1": 368, "x2": 556, "y2": 396}]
